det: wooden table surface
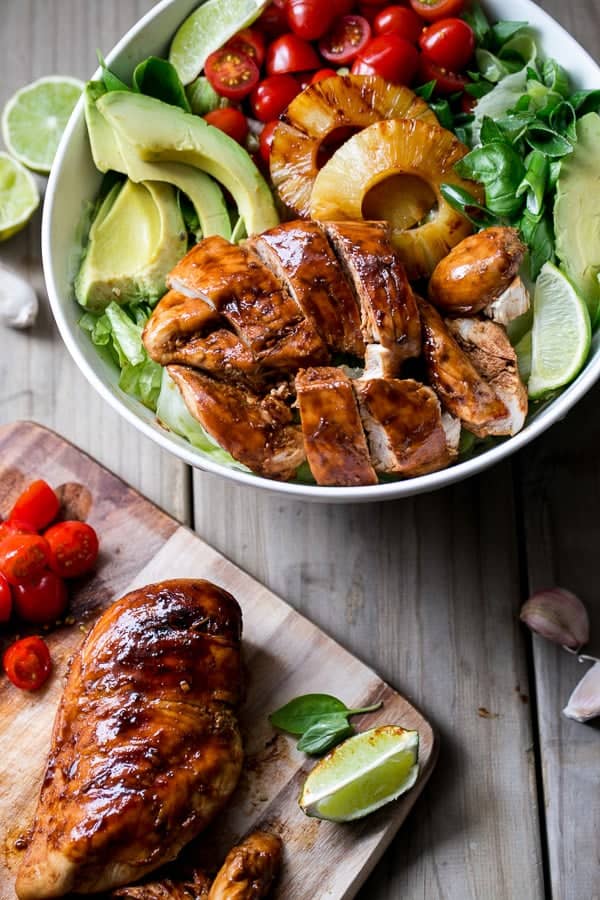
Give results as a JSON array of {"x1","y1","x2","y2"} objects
[{"x1": 1, "y1": 2, "x2": 598, "y2": 898}]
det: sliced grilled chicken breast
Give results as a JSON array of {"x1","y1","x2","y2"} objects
[
  {"x1": 168, "y1": 237, "x2": 328, "y2": 373},
  {"x1": 113, "y1": 870, "x2": 212, "y2": 899},
  {"x1": 168, "y1": 365, "x2": 305, "y2": 480},
  {"x1": 446, "y1": 317, "x2": 527, "y2": 436},
  {"x1": 16, "y1": 580, "x2": 243, "y2": 899},
  {"x1": 354, "y1": 377, "x2": 459, "y2": 476},
  {"x1": 484, "y1": 276, "x2": 530, "y2": 325},
  {"x1": 295, "y1": 367, "x2": 377, "y2": 486},
  {"x1": 250, "y1": 220, "x2": 364, "y2": 357},
  {"x1": 322, "y1": 221, "x2": 420, "y2": 375},
  {"x1": 207, "y1": 831, "x2": 282, "y2": 900}
]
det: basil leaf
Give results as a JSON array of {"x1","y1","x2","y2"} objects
[
  {"x1": 496, "y1": 112, "x2": 536, "y2": 143},
  {"x1": 455, "y1": 142, "x2": 525, "y2": 216},
  {"x1": 133, "y1": 56, "x2": 191, "y2": 112},
  {"x1": 269, "y1": 694, "x2": 348, "y2": 735},
  {"x1": 462, "y1": 2, "x2": 491, "y2": 46},
  {"x1": 96, "y1": 50, "x2": 129, "y2": 92},
  {"x1": 569, "y1": 89, "x2": 600, "y2": 115},
  {"x1": 542, "y1": 59, "x2": 570, "y2": 97},
  {"x1": 491, "y1": 21, "x2": 528, "y2": 47},
  {"x1": 516, "y1": 149, "x2": 548, "y2": 216},
  {"x1": 415, "y1": 80, "x2": 436, "y2": 100},
  {"x1": 549, "y1": 101, "x2": 577, "y2": 141},
  {"x1": 520, "y1": 210, "x2": 555, "y2": 279},
  {"x1": 465, "y1": 80, "x2": 494, "y2": 99},
  {"x1": 429, "y1": 99, "x2": 453, "y2": 129},
  {"x1": 296, "y1": 715, "x2": 354, "y2": 755},
  {"x1": 525, "y1": 123, "x2": 573, "y2": 158},
  {"x1": 476, "y1": 48, "x2": 513, "y2": 83},
  {"x1": 440, "y1": 184, "x2": 498, "y2": 228},
  {"x1": 548, "y1": 158, "x2": 562, "y2": 191},
  {"x1": 480, "y1": 116, "x2": 505, "y2": 145}
]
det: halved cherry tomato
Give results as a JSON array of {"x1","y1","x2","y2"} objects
[
  {"x1": 374, "y1": 6, "x2": 424, "y2": 43},
  {"x1": 287, "y1": 0, "x2": 334, "y2": 40},
  {"x1": 251, "y1": 74, "x2": 300, "y2": 121},
  {"x1": 419, "y1": 17, "x2": 474, "y2": 71},
  {"x1": 0, "y1": 573, "x2": 12, "y2": 623},
  {"x1": 409, "y1": 0, "x2": 465, "y2": 22},
  {"x1": 351, "y1": 33, "x2": 419, "y2": 84},
  {"x1": 10, "y1": 480, "x2": 58, "y2": 532},
  {"x1": 259, "y1": 119, "x2": 279, "y2": 163},
  {"x1": 418, "y1": 54, "x2": 468, "y2": 93},
  {"x1": 0, "y1": 518, "x2": 36, "y2": 543},
  {"x1": 13, "y1": 571, "x2": 68, "y2": 624},
  {"x1": 310, "y1": 67, "x2": 338, "y2": 84},
  {"x1": 226, "y1": 28, "x2": 266, "y2": 68},
  {"x1": 205, "y1": 47, "x2": 259, "y2": 100},
  {"x1": 319, "y1": 15, "x2": 372, "y2": 65},
  {"x1": 256, "y1": 3, "x2": 288, "y2": 38},
  {"x1": 0, "y1": 534, "x2": 51, "y2": 586},
  {"x1": 204, "y1": 107, "x2": 249, "y2": 144},
  {"x1": 266, "y1": 34, "x2": 321, "y2": 75},
  {"x1": 3, "y1": 636, "x2": 52, "y2": 691},
  {"x1": 44, "y1": 521, "x2": 99, "y2": 579}
]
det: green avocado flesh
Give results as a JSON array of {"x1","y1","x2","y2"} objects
[{"x1": 554, "y1": 113, "x2": 600, "y2": 321}]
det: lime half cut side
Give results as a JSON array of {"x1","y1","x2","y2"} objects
[
  {"x1": 528, "y1": 262, "x2": 591, "y2": 400},
  {"x1": 169, "y1": 0, "x2": 270, "y2": 85},
  {"x1": 2, "y1": 76, "x2": 84, "y2": 174},
  {"x1": 300, "y1": 725, "x2": 420, "y2": 823},
  {"x1": 0, "y1": 152, "x2": 40, "y2": 241}
]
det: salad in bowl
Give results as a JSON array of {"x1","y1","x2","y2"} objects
[{"x1": 43, "y1": 0, "x2": 600, "y2": 500}]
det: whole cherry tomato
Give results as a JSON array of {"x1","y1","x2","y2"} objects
[
  {"x1": 251, "y1": 74, "x2": 300, "y2": 121},
  {"x1": 225, "y1": 28, "x2": 266, "y2": 68},
  {"x1": 351, "y1": 33, "x2": 419, "y2": 84},
  {"x1": 259, "y1": 119, "x2": 280, "y2": 163},
  {"x1": 205, "y1": 47, "x2": 259, "y2": 100},
  {"x1": 13, "y1": 571, "x2": 68, "y2": 624},
  {"x1": 409, "y1": 0, "x2": 465, "y2": 22},
  {"x1": 319, "y1": 15, "x2": 372, "y2": 65},
  {"x1": 374, "y1": 6, "x2": 424, "y2": 43},
  {"x1": 256, "y1": 3, "x2": 288, "y2": 38},
  {"x1": 0, "y1": 518, "x2": 36, "y2": 543},
  {"x1": 287, "y1": 0, "x2": 335, "y2": 40},
  {"x1": 9, "y1": 480, "x2": 58, "y2": 532},
  {"x1": 418, "y1": 54, "x2": 468, "y2": 92},
  {"x1": 266, "y1": 33, "x2": 321, "y2": 75},
  {"x1": 419, "y1": 17, "x2": 475, "y2": 71},
  {"x1": 3, "y1": 636, "x2": 52, "y2": 691},
  {"x1": 310, "y1": 67, "x2": 338, "y2": 83},
  {"x1": 204, "y1": 107, "x2": 249, "y2": 144},
  {"x1": 331, "y1": 0, "x2": 355, "y2": 14},
  {"x1": 0, "y1": 573, "x2": 12, "y2": 623},
  {"x1": 44, "y1": 521, "x2": 99, "y2": 579},
  {"x1": 0, "y1": 534, "x2": 51, "y2": 586},
  {"x1": 360, "y1": 0, "x2": 390, "y2": 6}
]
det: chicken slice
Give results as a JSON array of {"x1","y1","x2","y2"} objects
[
  {"x1": 250, "y1": 220, "x2": 364, "y2": 357},
  {"x1": 321, "y1": 220, "x2": 421, "y2": 375},
  {"x1": 168, "y1": 237, "x2": 328, "y2": 373},
  {"x1": 168, "y1": 365, "x2": 305, "y2": 480},
  {"x1": 446, "y1": 317, "x2": 528, "y2": 436},
  {"x1": 207, "y1": 831, "x2": 282, "y2": 900},
  {"x1": 295, "y1": 367, "x2": 377, "y2": 486},
  {"x1": 484, "y1": 276, "x2": 530, "y2": 326},
  {"x1": 16, "y1": 580, "x2": 243, "y2": 899},
  {"x1": 354, "y1": 377, "x2": 459, "y2": 477},
  {"x1": 112, "y1": 870, "x2": 212, "y2": 900},
  {"x1": 419, "y1": 298, "x2": 510, "y2": 437}
]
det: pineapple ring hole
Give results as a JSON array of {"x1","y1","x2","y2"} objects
[
  {"x1": 316, "y1": 126, "x2": 363, "y2": 170},
  {"x1": 362, "y1": 174, "x2": 437, "y2": 232}
]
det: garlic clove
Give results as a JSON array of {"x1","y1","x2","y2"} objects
[
  {"x1": 0, "y1": 263, "x2": 38, "y2": 329},
  {"x1": 563, "y1": 661, "x2": 600, "y2": 723},
  {"x1": 519, "y1": 587, "x2": 589, "y2": 651}
]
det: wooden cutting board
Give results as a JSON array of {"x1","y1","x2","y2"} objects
[{"x1": 0, "y1": 421, "x2": 436, "y2": 899}]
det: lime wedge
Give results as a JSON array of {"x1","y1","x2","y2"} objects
[
  {"x1": 2, "y1": 76, "x2": 83, "y2": 173},
  {"x1": 528, "y1": 262, "x2": 591, "y2": 399},
  {"x1": 299, "y1": 725, "x2": 419, "y2": 822},
  {"x1": 514, "y1": 329, "x2": 532, "y2": 384},
  {"x1": 0, "y1": 152, "x2": 40, "y2": 241},
  {"x1": 169, "y1": 0, "x2": 270, "y2": 86}
]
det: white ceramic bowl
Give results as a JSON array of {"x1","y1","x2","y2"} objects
[{"x1": 42, "y1": 0, "x2": 600, "y2": 503}]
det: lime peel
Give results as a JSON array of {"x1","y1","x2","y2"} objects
[{"x1": 0, "y1": 152, "x2": 40, "y2": 242}]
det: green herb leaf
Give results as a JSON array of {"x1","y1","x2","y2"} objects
[
  {"x1": 455, "y1": 142, "x2": 526, "y2": 216},
  {"x1": 480, "y1": 116, "x2": 505, "y2": 145},
  {"x1": 429, "y1": 98, "x2": 453, "y2": 129},
  {"x1": 462, "y1": 1, "x2": 491, "y2": 46},
  {"x1": 465, "y1": 80, "x2": 495, "y2": 99},
  {"x1": 491, "y1": 21, "x2": 528, "y2": 47},
  {"x1": 269, "y1": 694, "x2": 349, "y2": 736},
  {"x1": 549, "y1": 101, "x2": 577, "y2": 141},
  {"x1": 569, "y1": 89, "x2": 600, "y2": 115},
  {"x1": 96, "y1": 50, "x2": 129, "y2": 92},
  {"x1": 541, "y1": 59, "x2": 570, "y2": 97},
  {"x1": 476, "y1": 48, "x2": 513, "y2": 83},
  {"x1": 516, "y1": 149, "x2": 548, "y2": 216},
  {"x1": 496, "y1": 112, "x2": 536, "y2": 143},
  {"x1": 520, "y1": 210, "x2": 555, "y2": 279},
  {"x1": 440, "y1": 184, "x2": 497, "y2": 228},
  {"x1": 415, "y1": 80, "x2": 436, "y2": 101},
  {"x1": 133, "y1": 56, "x2": 191, "y2": 112},
  {"x1": 525, "y1": 123, "x2": 573, "y2": 158},
  {"x1": 296, "y1": 715, "x2": 355, "y2": 755}
]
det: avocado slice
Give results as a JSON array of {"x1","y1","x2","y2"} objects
[
  {"x1": 84, "y1": 82, "x2": 231, "y2": 240},
  {"x1": 554, "y1": 113, "x2": 600, "y2": 321},
  {"x1": 96, "y1": 90, "x2": 279, "y2": 235},
  {"x1": 75, "y1": 179, "x2": 187, "y2": 312}
]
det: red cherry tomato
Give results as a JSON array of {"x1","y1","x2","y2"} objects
[
  {"x1": 409, "y1": 0, "x2": 465, "y2": 22},
  {"x1": 0, "y1": 518, "x2": 36, "y2": 543},
  {"x1": 3, "y1": 636, "x2": 52, "y2": 691},
  {"x1": 259, "y1": 119, "x2": 279, "y2": 163},
  {"x1": 374, "y1": 6, "x2": 424, "y2": 43},
  {"x1": 310, "y1": 67, "x2": 338, "y2": 84},
  {"x1": 251, "y1": 74, "x2": 300, "y2": 121},
  {"x1": 331, "y1": 0, "x2": 355, "y2": 14},
  {"x1": 205, "y1": 47, "x2": 260, "y2": 100},
  {"x1": 44, "y1": 521, "x2": 99, "y2": 579},
  {"x1": 256, "y1": 3, "x2": 288, "y2": 38},
  {"x1": 460, "y1": 90, "x2": 476, "y2": 113},
  {"x1": 319, "y1": 15, "x2": 372, "y2": 65},
  {"x1": 351, "y1": 33, "x2": 419, "y2": 84},
  {"x1": 418, "y1": 54, "x2": 468, "y2": 93},
  {"x1": 266, "y1": 33, "x2": 321, "y2": 75},
  {"x1": 0, "y1": 573, "x2": 12, "y2": 623},
  {"x1": 360, "y1": 0, "x2": 390, "y2": 6},
  {"x1": 13, "y1": 571, "x2": 68, "y2": 624},
  {"x1": 0, "y1": 534, "x2": 51, "y2": 586},
  {"x1": 419, "y1": 17, "x2": 474, "y2": 71},
  {"x1": 226, "y1": 28, "x2": 266, "y2": 68},
  {"x1": 287, "y1": 0, "x2": 334, "y2": 40},
  {"x1": 204, "y1": 107, "x2": 249, "y2": 144},
  {"x1": 10, "y1": 480, "x2": 59, "y2": 532}
]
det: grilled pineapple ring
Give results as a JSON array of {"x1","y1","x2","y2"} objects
[
  {"x1": 270, "y1": 75, "x2": 437, "y2": 217},
  {"x1": 310, "y1": 118, "x2": 483, "y2": 280}
]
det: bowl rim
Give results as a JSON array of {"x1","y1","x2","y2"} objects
[{"x1": 41, "y1": 0, "x2": 600, "y2": 503}]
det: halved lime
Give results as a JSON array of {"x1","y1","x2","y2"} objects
[
  {"x1": 528, "y1": 262, "x2": 591, "y2": 399},
  {"x1": 0, "y1": 152, "x2": 40, "y2": 241},
  {"x1": 169, "y1": 0, "x2": 270, "y2": 86},
  {"x1": 2, "y1": 76, "x2": 83, "y2": 174},
  {"x1": 299, "y1": 725, "x2": 419, "y2": 822}
]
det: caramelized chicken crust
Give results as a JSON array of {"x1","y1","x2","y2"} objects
[{"x1": 207, "y1": 831, "x2": 282, "y2": 900}]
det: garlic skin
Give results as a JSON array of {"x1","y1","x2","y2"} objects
[
  {"x1": 563, "y1": 661, "x2": 600, "y2": 723},
  {"x1": 520, "y1": 588, "x2": 590, "y2": 651},
  {"x1": 0, "y1": 264, "x2": 38, "y2": 329}
]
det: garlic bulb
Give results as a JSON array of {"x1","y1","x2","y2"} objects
[
  {"x1": 520, "y1": 587, "x2": 589, "y2": 651},
  {"x1": 563, "y1": 661, "x2": 600, "y2": 723},
  {"x1": 0, "y1": 263, "x2": 38, "y2": 329}
]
